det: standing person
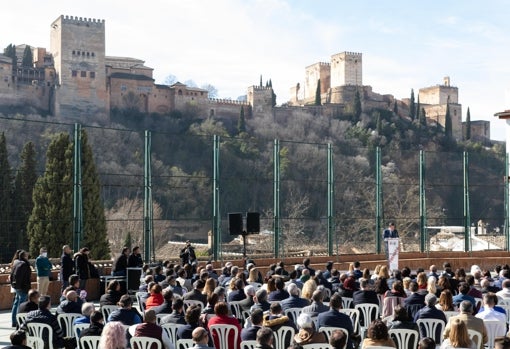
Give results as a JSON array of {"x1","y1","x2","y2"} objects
[
  {"x1": 35, "y1": 247, "x2": 52, "y2": 296},
  {"x1": 111, "y1": 247, "x2": 129, "y2": 276},
  {"x1": 180, "y1": 240, "x2": 196, "y2": 267},
  {"x1": 74, "y1": 247, "x2": 91, "y2": 291},
  {"x1": 10, "y1": 250, "x2": 31, "y2": 328},
  {"x1": 128, "y1": 246, "x2": 143, "y2": 268},
  {"x1": 60, "y1": 245, "x2": 74, "y2": 291},
  {"x1": 383, "y1": 222, "x2": 399, "y2": 260}
]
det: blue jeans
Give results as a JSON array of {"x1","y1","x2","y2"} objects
[{"x1": 12, "y1": 289, "x2": 28, "y2": 326}]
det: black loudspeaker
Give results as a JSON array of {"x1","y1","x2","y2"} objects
[
  {"x1": 228, "y1": 213, "x2": 243, "y2": 235},
  {"x1": 246, "y1": 212, "x2": 260, "y2": 234}
]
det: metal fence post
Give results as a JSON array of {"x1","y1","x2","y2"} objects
[
  {"x1": 327, "y1": 143, "x2": 334, "y2": 256},
  {"x1": 419, "y1": 150, "x2": 426, "y2": 252},
  {"x1": 73, "y1": 123, "x2": 83, "y2": 253},
  {"x1": 212, "y1": 135, "x2": 221, "y2": 261},
  {"x1": 274, "y1": 139, "x2": 280, "y2": 259},
  {"x1": 506, "y1": 153, "x2": 509, "y2": 251},
  {"x1": 463, "y1": 151, "x2": 471, "y2": 252},
  {"x1": 375, "y1": 146, "x2": 382, "y2": 254},
  {"x1": 144, "y1": 130, "x2": 153, "y2": 263}
]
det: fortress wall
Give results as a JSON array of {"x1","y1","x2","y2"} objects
[{"x1": 0, "y1": 80, "x2": 51, "y2": 111}]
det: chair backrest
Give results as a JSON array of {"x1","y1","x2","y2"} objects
[
  {"x1": 249, "y1": 282, "x2": 262, "y2": 289},
  {"x1": 136, "y1": 292, "x2": 147, "y2": 312},
  {"x1": 474, "y1": 297, "x2": 482, "y2": 311},
  {"x1": 388, "y1": 328, "x2": 419, "y2": 349},
  {"x1": 484, "y1": 320, "x2": 507, "y2": 349},
  {"x1": 175, "y1": 339, "x2": 194, "y2": 349},
  {"x1": 130, "y1": 336, "x2": 162, "y2": 349},
  {"x1": 416, "y1": 318, "x2": 445, "y2": 345},
  {"x1": 284, "y1": 307, "x2": 303, "y2": 324},
  {"x1": 467, "y1": 329, "x2": 482, "y2": 349},
  {"x1": 26, "y1": 323, "x2": 53, "y2": 349},
  {"x1": 319, "y1": 326, "x2": 348, "y2": 345},
  {"x1": 155, "y1": 313, "x2": 167, "y2": 325},
  {"x1": 443, "y1": 310, "x2": 458, "y2": 322},
  {"x1": 183, "y1": 299, "x2": 204, "y2": 311},
  {"x1": 273, "y1": 325, "x2": 295, "y2": 349},
  {"x1": 229, "y1": 301, "x2": 243, "y2": 318},
  {"x1": 498, "y1": 298, "x2": 510, "y2": 307},
  {"x1": 364, "y1": 347, "x2": 396, "y2": 349},
  {"x1": 101, "y1": 305, "x2": 119, "y2": 322},
  {"x1": 74, "y1": 323, "x2": 90, "y2": 343},
  {"x1": 355, "y1": 303, "x2": 380, "y2": 335},
  {"x1": 342, "y1": 297, "x2": 353, "y2": 309},
  {"x1": 16, "y1": 313, "x2": 28, "y2": 328},
  {"x1": 241, "y1": 340, "x2": 259, "y2": 349},
  {"x1": 405, "y1": 304, "x2": 423, "y2": 320},
  {"x1": 500, "y1": 304, "x2": 510, "y2": 325},
  {"x1": 338, "y1": 308, "x2": 360, "y2": 334},
  {"x1": 302, "y1": 344, "x2": 334, "y2": 349},
  {"x1": 57, "y1": 313, "x2": 82, "y2": 337},
  {"x1": 209, "y1": 323, "x2": 239, "y2": 349},
  {"x1": 27, "y1": 337, "x2": 45, "y2": 349},
  {"x1": 161, "y1": 323, "x2": 185, "y2": 348},
  {"x1": 79, "y1": 335, "x2": 101, "y2": 349},
  {"x1": 382, "y1": 297, "x2": 404, "y2": 318}
]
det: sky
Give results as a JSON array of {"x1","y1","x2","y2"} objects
[{"x1": 1, "y1": 0, "x2": 510, "y2": 140}]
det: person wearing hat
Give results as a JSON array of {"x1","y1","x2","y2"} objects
[{"x1": 35, "y1": 247, "x2": 52, "y2": 296}]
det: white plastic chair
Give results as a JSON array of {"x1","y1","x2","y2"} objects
[
  {"x1": 273, "y1": 325, "x2": 295, "y2": 349},
  {"x1": 16, "y1": 313, "x2": 28, "y2": 328},
  {"x1": 26, "y1": 337, "x2": 45, "y2": 349},
  {"x1": 161, "y1": 323, "x2": 185, "y2": 348},
  {"x1": 364, "y1": 347, "x2": 396, "y2": 349},
  {"x1": 229, "y1": 301, "x2": 243, "y2": 318},
  {"x1": 416, "y1": 318, "x2": 445, "y2": 345},
  {"x1": 80, "y1": 336, "x2": 101, "y2": 349},
  {"x1": 388, "y1": 328, "x2": 419, "y2": 349},
  {"x1": 382, "y1": 296, "x2": 404, "y2": 318},
  {"x1": 175, "y1": 339, "x2": 194, "y2": 349},
  {"x1": 443, "y1": 310, "x2": 458, "y2": 322},
  {"x1": 136, "y1": 292, "x2": 147, "y2": 312},
  {"x1": 57, "y1": 313, "x2": 82, "y2": 337},
  {"x1": 183, "y1": 299, "x2": 204, "y2": 310},
  {"x1": 467, "y1": 329, "x2": 482, "y2": 349},
  {"x1": 484, "y1": 320, "x2": 507, "y2": 349},
  {"x1": 209, "y1": 324, "x2": 239, "y2": 349},
  {"x1": 249, "y1": 282, "x2": 262, "y2": 289},
  {"x1": 26, "y1": 323, "x2": 54, "y2": 349},
  {"x1": 74, "y1": 322, "x2": 90, "y2": 338},
  {"x1": 101, "y1": 304, "x2": 119, "y2": 322},
  {"x1": 342, "y1": 297, "x2": 353, "y2": 309},
  {"x1": 284, "y1": 307, "x2": 303, "y2": 324},
  {"x1": 241, "y1": 340, "x2": 259, "y2": 349},
  {"x1": 319, "y1": 326, "x2": 349, "y2": 343},
  {"x1": 355, "y1": 303, "x2": 380, "y2": 338},
  {"x1": 156, "y1": 313, "x2": 167, "y2": 325},
  {"x1": 501, "y1": 304, "x2": 510, "y2": 325},
  {"x1": 130, "y1": 337, "x2": 162, "y2": 349},
  {"x1": 302, "y1": 344, "x2": 334, "y2": 349},
  {"x1": 338, "y1": 308, "x2": 360, "y2": 334}
]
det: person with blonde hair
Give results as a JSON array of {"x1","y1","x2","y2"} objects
[
  {"x1": 441, "y1": 318, "x2": 476, "y2": 349},
  {"x1": 436, "y1": 289, "x2": 456, "y2": 311},
  {"x1": 301, "y1": 279, "x2": 317, "y2": 301},
  {"x1": 98, "y1": 321, "x2": 127, "y2": 349},
  {"x1": 378, "y1": 265, "x2": 390, "y2": 279},
  {"x1": 427, "y1": 276, "x2": 438, "y2": 296},
  {"x1": 417, "y1": 272, "x2": 428, "y2": 291}
]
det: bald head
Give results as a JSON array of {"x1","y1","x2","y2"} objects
[{"x1": 66, "y1": 290, "x2": 78, "y2": 301}]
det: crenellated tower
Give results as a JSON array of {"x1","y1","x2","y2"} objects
[
  {"x1": 50, "y1": 15, "x2": 107, "y2": 118},
  {"x1": 330, "y1": 51, "x2": 362, "y2": 87}
]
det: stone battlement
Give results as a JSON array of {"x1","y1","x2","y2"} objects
[
  {"x1": 340, "y1": 51, "x2": 362, "y2": 56},
  {"x1": 306, "y1": 62, "x2": 330, "y2": 69},
  {"x1": 60, "y1": 15, "x2": 105, "y2": 25},
  {"x1": 209, "y1": 98, "x2": 249, "y2": 106},
  {"x1": 250, "y1": 85, "x2": 272, "y2": 90}
]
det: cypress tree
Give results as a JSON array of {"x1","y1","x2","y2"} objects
[
  {"x1": 353, "y1": 89, "x2": 362, "y2": 123},
  {"x1": 420, "y1": 108, "x2": 427, "y2": 127},
  {"x1": 445, "y1": 102, "x2": 452, "y2": 138},
  {"x1": 315, "y1": 79, "x2": 321, "y2": 106},
  {"x1": 3, "y1": 44, "x2": 17, "y2": 68},
  {"x1": 416, "y1": 96, "x2": 421, "y2": 123},
  {"x1": 12, "y1": 142, "x2": 37, "y2": 250},
  {"x1": 27, "y1": 133, "x2": 73, "y2": 257},
  {"x1": 237, "y1": 106, "x2": 246, "y2": 134},
  {"x1": 22, "y1": 46, "x2": 33, "y2": 68},
  {"x1": 259, "y1": 75, "x2": 262, "y2": 87},
  {"x1": 393, "y1": 100, "x2": 398, "y2": 115},
  {"x1": 409, "y1": 89, "x2": 416, "y2": 120},
  {"x1": 123, "y1": 231, "x2": 133, "y2": 250},
  {"x1": 0, "y1": 133, "x2": 13, "y2": 261},
  {"x1": 80, "y1": 130, "x2": 109, "y2": 260},
  {"x1": 466, "y1": 107, "x2": 471, "y2": 140}
]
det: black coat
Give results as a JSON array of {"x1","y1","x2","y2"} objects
[
  {"x1": 74, "y1": 253, "x2": 90, "y2": 280},
  {"x1": 11, "y1": 259, "x2": 31, "y2": 292},
  {"x1": 60, "y1": 252, "x2": 74, "y2": 282}
]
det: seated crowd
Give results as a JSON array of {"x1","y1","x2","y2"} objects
[{"x1": 8, "y1": 257, "x2": 510, "y2": 349}]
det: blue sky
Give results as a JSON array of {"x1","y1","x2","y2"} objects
[{"x1": 1, "y1": 0, "x2": 509, "y2": 139}]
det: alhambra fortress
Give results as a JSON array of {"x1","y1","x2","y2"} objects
[{"x1": 0, "y1": 15, "x2": 491, "y2": 143}]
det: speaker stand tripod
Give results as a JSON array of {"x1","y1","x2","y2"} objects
[{"x1": 242, "y1": 231, "x2": 247, "y2": 258}]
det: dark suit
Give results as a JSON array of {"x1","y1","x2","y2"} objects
[
  {"x1": 183, "y1": 289, "x2": 207, "y2": 305},
  {"x1": 317, "y1": 309, "x2": 354, "y2": 349},
  {"x1": 404, "y1": 292, "x2": 425, "y2": 307},
  {"x1": 238, "y1": 296, "x2": 254, "y2": 311},
  {"x1": 227, "y1": 289, "x2": 246, "y2": 302},
  {"x1": 414, "y1": 305, "x2": 447, "y2": 323},
  {"x1": 280, "y1": 295, "x2": 310, "y2": 311},
  {"x1": 268, "y1": 289, "x2": 289, "y2": 302},
  {"x1": 151, "y1": 301, "x2": 173, "y2": 315},
  {"x1": 302, "y1": 302, "x2": 329, "y2": 316},
  {"x1": 241, "y1": 325, "x2": 262, "y2": 341},
  {"x1": 352, "y1": 290, "x2": 379, "y2": 306}
]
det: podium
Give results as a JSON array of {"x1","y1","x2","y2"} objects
[
  {"x1": 127, "y1": 267, "x2": 142, "y2": 293},
  {"x1": 387, "y1": 238, "x2": 399, "y2": 270}
]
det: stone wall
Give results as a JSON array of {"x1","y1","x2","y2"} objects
[{"x1": 330, "y1": 52, "x2": 362, "y2": 87}]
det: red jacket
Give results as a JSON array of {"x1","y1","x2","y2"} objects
[
  {"x1": 207, "y1": 315, "x2": 242, "y2": 349},
  {"x1": 145, "y1": 293, "x2": 164, "y2": 310}
]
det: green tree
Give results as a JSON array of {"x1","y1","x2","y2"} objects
[
  {"x1": 22, "y1": 46, "x2": 33, "y2": 68},
  {"x1": 259, "y1": 75, "x2": 263, "y2": 87},
  {"x1": 315, "y1": 79, "x2": 321, "y2": 106},
  {"x1": 445, "y1": 101, "x2": 452, "y2": 138},
  {"x1": 80, "y1": 130, "x2": 109, "y2": 259},
  {"x1": 12, "y1": 142, "x2": 37, "y2": 250},
  {"x1": 0, "y1": 133, "x2": 13, "y2": 261},
  {"x1": 409, "y1": 89, "x2": 416, "y2": 120},
  {"x1": 420, "y1": 107, "x2": 427, "y2": 127},
  {"x1": 123, "y1": 231, "x2": 133, "y2": 250},
  {"x1": 3, "y1": 44, "x2": 17, "y2": 67},
  {"x1": 416, "y1": 95, "x2": 421, "y2": 123},
  {"x1": 27, "y1": 133, "x2": 73, "y2": 257},
  {"x1": 393, "y1": 100, "x2": 398, "y2": 115},
  {"x1": 353, "y1": 89, "x2": 362, "y2": 123},
  {"x1": 466, "y1": 107, "x2": 471, "y2": 140},
  {"x1": 237, "y1": 106, "x2": 246, "y2": 134}
]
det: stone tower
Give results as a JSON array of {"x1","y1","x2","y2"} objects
[
  {"x1": 247, "y1": 85, "x2": 273, "y2": 116},
  {"x1": 304, "y1": 62, "x2": 331, "y2": 101},
  {"x1": 50, "y1": 15, "x2": 107, "y2": 118},
  {"x1": 330, "y1": 51, "x2": 362, "y2": 87}
]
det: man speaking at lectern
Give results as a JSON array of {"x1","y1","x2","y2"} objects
[{"x1": 383, "y1": 222, "x2": 399, "y2": 261}]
